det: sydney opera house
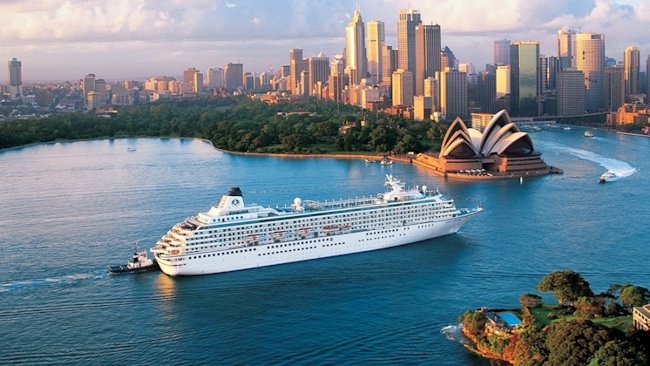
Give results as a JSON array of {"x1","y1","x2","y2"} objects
[{"x1": 414, "y1": 110, "x2": 560, "y2": 179}]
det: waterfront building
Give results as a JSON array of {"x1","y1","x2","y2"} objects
[
  {"x1": 557, "y1": 29, "x2": 576, "y2": 70},
  {"x1": 397, "y1": 8, "x2": 421, "y2": 73},
  {"x1": 510, "y1": 41, "x2": 540, "y2": 116},
  {"x1": 556, "y1": 69, "x2": 586, "y2": 116},
  {"x1": 604, "y1": 66, "x2": 625, "y2": 112},
  {"x1": 367, "y1": 20, "x2": 385, "y2": 84},
  {"x1": 345, "y1": 9, "x2": 367, "y2": 85},
  {"x1": 494, "y1": 39, "x2": 511, "y2": 65},
  {"x1": 624, "y1": 46, "x2": 640, "y2": 96},
  {"x1": 415, "y1": 110, "x2": 552, "y2": 178},
  {"x1": 633, "y1": 304, "x2": 650, "y2": 331},
  {"x1": 382, "y1": 45, "x2": 398, "y2": 87},
  {"x1": 392, "y1": 69, "x2": 414, "y2": 107},
  {"x1": 609, "y1": 103, "x2": 650, "y2": 126},
  {"x1": 8, "y1": 58, "x2": 22, "y2": 100},
  {"x1": 224, "y1": 63, "x2": 244, "y2": 92},
  {"x1": 439, "y1": 68, "x2": 468, "y2": 121},
  {"x1": 308, "y1": 52, "x2": 329, "y2": 95},
  {"x1": 415, "y1": 23, "x2": 441, "y2": 96},
  {"x1": 575, "y1": 33, "x2": 605, "y2": 112}
]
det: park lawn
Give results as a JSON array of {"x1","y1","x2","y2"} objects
[{"x1": 528, "y1": 304, "x2": 631, "y2": 331}]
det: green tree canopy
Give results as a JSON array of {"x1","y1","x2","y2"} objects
[
  {"x1": 619, "y1": 285, "x2": 650, "y2": 310},
  {"x1": 545, "y1": 320, "x2": 612, "y2": 366},
  {"x1": 536, "y1": 270, "x2": 594, "y2": 306},
  {"x1": 588, "y1": 339, "x2": 649, "y2": 366}
]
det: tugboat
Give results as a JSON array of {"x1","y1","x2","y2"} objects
[{"x1": 110, "y1": 244, "x2": 159, "y2": 274}]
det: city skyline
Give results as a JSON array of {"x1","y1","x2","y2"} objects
[{"x1": 1, "y1": 0, "x2": 650, "y2": 82}]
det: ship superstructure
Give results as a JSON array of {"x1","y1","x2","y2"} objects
[{"x1": 151, "y1": 175, "x2": 482, "y2": 276}]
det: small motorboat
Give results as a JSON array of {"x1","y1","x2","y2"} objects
[
  {"x1": 599, "y1": 171, "x2": 617, "y2": 183},
  {"x1": 584, "y1": 131, "x2": 594, "y2": 137},
  {"x1": 110, "y1": 245, "x2": 159, "y2": 274}
]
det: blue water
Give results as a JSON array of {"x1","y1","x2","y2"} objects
[{"x1": 0, "y1": 129, "x2": 648, "y2": 365}]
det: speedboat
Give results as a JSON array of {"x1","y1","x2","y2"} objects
[
  {"x1": 110, "y1": 245, "x2": 159, "y2": 274},
  {"x1": 584, "y1": 131, "x2": 594, "y2": 137},
  {"x1": 599, "y1": 171, "x2": 617, "y2": 183}
]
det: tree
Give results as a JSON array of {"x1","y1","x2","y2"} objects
[
  {"x1": 459, "y1": 310, "x2": 487, "y2": 336},
  {"x1": 512, "y1": 325, "x2": 548, "y2": 366},
  {"x1": 519, "y1": 293, "x2": 543, "y2": 308},
  {"x1": 536, "y1": 270, "x2": 594, "y2": 306},
  {"x1": 588, "y1": 339, "x2": 649, "y2": 366},
  {"x1": 573, "y1": 296, "x2": 603, "y2": 318},
  {"x1": 545, "y1": 320, "x2": 612, "y2": 366},
  {"x1": 619, "y1": 285, "x2": 650, "y2": 310}
]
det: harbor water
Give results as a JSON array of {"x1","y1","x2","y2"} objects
[{"x1": 1, "y1": 129, "x2": 648, "y2": 365}]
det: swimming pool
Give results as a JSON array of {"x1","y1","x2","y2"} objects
[{"x1": 497, "y1": 311, "x2": 522, "y2": 326}]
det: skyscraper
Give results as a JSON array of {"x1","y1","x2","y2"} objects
[
  {"x1": 496, "y1": 65, "x2": 511, "y2": 98},
  {"x1": 308, "y1": 52, "x2": 330, "y2": 95},
  {"x1": 575, "y1": 33, "x2": 605, "y2": 112},
  {"x1": 397, "y1": 9, "x2": 421, "y2": 73},
  {"x1": 381, "y1": 45, "x2": 398, "y2": 87},
  {"x1": 224, "y1": 63, "x2": 244, "y2": 91},
  {"x1": 391, "y1": 69, "x2": 414, "y2": 107},
  {"x1": 441, "y1": 46, "x2": 457, "y2": 71},
  {"x1": 557, "y1": 69, "x2": 585, "y2": 116},
  {"x1": 183, "y1": 68, "x2": 202, "y2": 94},
  {"x1": 415, "y1": 23, "x2": 441, "y2": 96},
  {"x1": 289, "y1": 49, "x2": 307, "y2": 95},
  {"x1": 557, "y1": 29, "x2": 576, "y2": 70},
  {"x1": 345, "y1": 9, "x2": 367, "y2": 85},
  {"x1": 510, "y1": 41, "x2": 540, "y2": 116},
  {"x1": 439, "y1": 68, "x2": 468, "y2": 120},
  {"x1": 624, "y1": 46, "x2": 640, "y2": 95},
  {"x1": 8, "y1": 58, "x2": 22, "y2": 100},
  {"x1": 366, "y1": 20, "x2": 385, "y2": 84},
  {"x1": 82, "y1": 74, "x2": 96, "y2": 106},
  {"x1": 206, "y1": 68, "x2": 224, "y2": 91},
  {"x1": 604, "y1": 66, "x2": 625, "y2": 112},
  {"x1": 494, "y1": 39, "x2": 511, "y2": 65}
]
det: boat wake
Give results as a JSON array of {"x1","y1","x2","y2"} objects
[
  {"x1": 441, "y1": 324, "x2": 465, "y2": 342},
  {"x1": 0, "y1": 272, "x2": 106, "y2": 293},
  {"x1": 544, "y1": 142, "x2": 638, "y2": 180}
]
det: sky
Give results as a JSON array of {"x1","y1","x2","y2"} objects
[{"x1": 1, "y1": 0, "x2": 649, "y2": 82}]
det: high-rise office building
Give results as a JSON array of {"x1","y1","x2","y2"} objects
[
  {"x1": 477, "y1": 71, "x2": 497, "y2": 113},
  {"x1": 557, "y1": 69, "x2": 585, "y2": 116},
  {"x1": 382, "y1": 45, "x2": 398, "y2": 87},
  {"x1": 367, "y1": 20, "x2": 385, "y2": 84},
  {"x1": 575, "y1": 33, "x2": 605, "y2": 112},
  {"x1": 206, "y1": 68, "x2": 224, "y2": 91},
  {"x1": 224, "y1": 63, "x2": 244, "y2": 91},
  {"x1": 624, "y1": 46, "x2": 640, "y2": 95},
  {"x1": 289, "y1": 49, "x2": 308, "y2": 94},
  {"x1": 496, "y1": 65, "x2": 511, "y2": 98},
  {"x1": 8, "y1": 58, "x2": 22, "y2": 100},
  {"x1": 439, "y1": 68, "x2": 468, "y2": 120},
  {"x1": 391, "y1": 69, "x2": 414, "y2": 107},
  {"x1": 510, "y1": 41, "x2": 540, "y2": 116},
  {"x1": 494, "y1": 39, "x2": 511, "y2": 65},
  {"x1": 539, "y1": 55, "x2": 549, "y2": 92},
  {"x1": 82, "y1": 74, "x2": 96, "y2": 106},
  {"x1": 397, "y1": 9, "x2": 421, "y2": 73},
  {"x1": 558, "y1": 29, "x2": 576, "y2": 70},
  {"x1": 183, "y1": 68, "x2": 203, "y2": 93},
  {"x1": 546, "y1": 56, "x2": 560, "y2": 90},
  {"x1": 415, "y1": 23, "x2": 441, "y2": 96},
  {"x1": 647, "y1": 55, "x2": 650, "y2": 95},
  {"x1": 441, "y1": 46, "x2": 457, "y2": 71},
  {"x1": 345, "y1": 9, "x2": 367, "y2": 85},
  {"x1": 308, "y1": 52, "x2": 330, "y2": 95},
  {"x1": 604, "y1": 66, "x2": 625, "y2": 112}
]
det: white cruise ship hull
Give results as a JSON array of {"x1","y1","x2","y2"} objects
[{"x1": 156, "y1": 211, "x2": 477, "y2": 276}]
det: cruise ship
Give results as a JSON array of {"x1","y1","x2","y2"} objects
[{"x1": 151, "y1": 175, "x2": 482, "y2": 276}]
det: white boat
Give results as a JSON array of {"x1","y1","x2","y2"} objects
[
  {"x1": 584, "y1": 131, "x2": 594, "y2": 137},
  {"x1": 599, "y1": 171, "x2": 617, "y2": 183},
  {"x1": 151, "y1": 175, "x2": 483, "y2": 276},
  {"x1": 110, "y1": 244, "x2": 158, "y2": 274},
  {"x1": 563, "y1": 127, "x2": 571, "y2": 131}
]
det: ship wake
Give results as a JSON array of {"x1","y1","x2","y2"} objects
[
  {"x1": 544, "y1": 142, "x2": 638, "y2": 180},
  {"x1": 0, "y1": 272, "x2": 105, "y2": 292}
]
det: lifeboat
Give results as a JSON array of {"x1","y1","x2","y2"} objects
[
  {"x1": 245, "y1": 234, "x2": 258, "y2": 245},
  {"x1": 340, "y1": 224, "x2": 351, "y2": 231},
  {"x1": 272, "y1": 231, "x2": 285, "y2": 240},
  {"x1": 322, "y1": 225, "x2": 339, "y2": 233},
  {"x1": 298, "y1": 227, "x2": 311, "y2": 237}
]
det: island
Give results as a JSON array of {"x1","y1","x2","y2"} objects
[{"x1": 458, "y1": 270, "x2": 650, "y2": 366}]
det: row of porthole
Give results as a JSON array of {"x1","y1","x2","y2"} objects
[
  {"x1": 188, "y1": 247, "x2": 257, "y2": 259},
  {"x1": 260, "y1": 246, "x2": 318, "y2": 256}
]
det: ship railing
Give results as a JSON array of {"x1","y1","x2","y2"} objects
[{"x1": 297, "y1": 196, "x2": 378, "y2": 211}]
